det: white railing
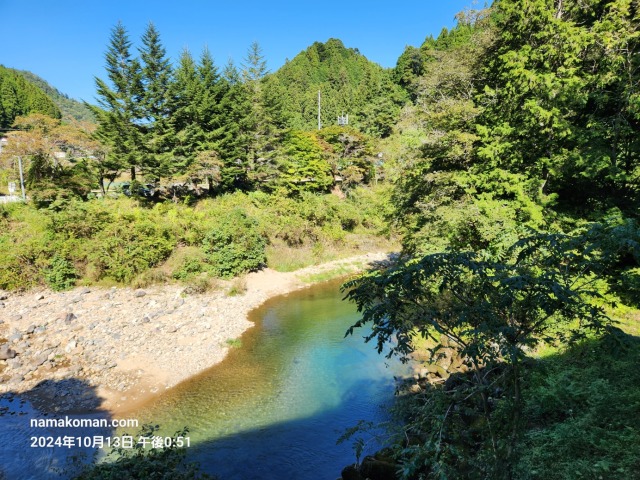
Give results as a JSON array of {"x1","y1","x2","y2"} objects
[{"x1": 0, "y1": 196, "x2": 24, "y2": 204}]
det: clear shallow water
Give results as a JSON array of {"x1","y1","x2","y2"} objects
[
  {"x1": 128, "y1": 279, "x2": 406, "y2": 479},
  {"x1": 0, "y1": 279, "x2": 405, "y2": 479}
]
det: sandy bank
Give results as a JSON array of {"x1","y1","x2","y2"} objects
[{"x1": 0, "y1": 252, "x2": 392, "y2": 415}]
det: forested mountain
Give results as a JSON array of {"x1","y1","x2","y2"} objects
[
  {"x1": 15, "y1": 70, "x2": 96, "y2": 123},
  {"x1": 0, "y1": 65, "x2": 61, "y2": 129},
  {"x1": 270, "y1": 38, "x2": 406, "y2": 136},
  {"x1": 84, "y1": 24, "x2": 393, "y2": 195}
]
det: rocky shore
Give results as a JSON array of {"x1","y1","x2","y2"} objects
[{"x1": 0, "y1": 252, "x2": 391, "y2": 414}]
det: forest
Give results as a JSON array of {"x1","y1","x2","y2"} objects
[{"x1": 0, "y1": 0, "x2": 639, "y2": 478}]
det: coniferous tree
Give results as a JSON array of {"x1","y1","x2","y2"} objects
[
  {"x1": 90, "y1": 22, "x2": 144, "y2": 182},
  {"x1": 139, "y1": 22, "x2": 174, "y2": 180},
  {"x1": 197, "y1": 47, "x2": 224, "y2": 135},
  {"x1": 0, "y1": 66, "x2": 61, "y2": 128},
  {"x1": 241, "y1": 41, "x2": 270, "y2": 171},
  {"x1": 214, "y1": 60, "x2": 252, "y2": 190},
  {"x1": 170, "y1": 49, "x2": 201, "y2": 177}
]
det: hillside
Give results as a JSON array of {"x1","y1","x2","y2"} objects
[
  {"x1": 15, "y1": 69, "x2": 95, "y2": 123},
  {"x1": 0, "y1": 65, "x2": 61, "y2": 129},
  {"x1": 270, "y1": 38, "x2": 406, "y2": 136}
]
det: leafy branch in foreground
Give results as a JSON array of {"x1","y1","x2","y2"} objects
[
  {"x1": 74, "y1": 424, "x2": 214, "y2": 480},
  {"x1": 342, "y1": 232, "x2": 613, "y2": 478}
]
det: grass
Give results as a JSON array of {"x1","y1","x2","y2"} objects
[
  {"x1": 298, "y1": 264, "x2": 360, "y2": 284},
  {"x1": 513, "y1": 328, "x2": 640, "y2": 479},
  {"x1": 225, "y1": 338, "x2": 242, "y2": 348},
  {"x1": 226, "y1": 278, "x2": 247, "y2": 297}
]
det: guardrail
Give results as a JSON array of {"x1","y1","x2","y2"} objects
[{"x1": 0, "y1": 196, "x2": 24, "y2": 204}]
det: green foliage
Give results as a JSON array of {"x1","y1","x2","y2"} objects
[
  {"x1": 88, "y1": 219, "x2": 175, "y2": 283},
  {"x1": 0, "y1": 202, "x2": 56, "y2": 290},
  {"x1": 0, "y1": 186, "x2": 391, "y2": 291},
  {"x1": 225, "y1": 338, "x2": 242, "y2": 348},
  {"x1": 0, "y1": 65, "x2": 61, "y2": 128},
  {"x1": 393, "y1": 11, "x2": 487, "y2": 99},
  {"x1": 315, "y1": 126, "x2": 374, "y2": 190},
  {"x1": 172, "y1": 255, "x2": 206, "y2": 281},
  {"x1": 15, "y1": 69, "x2": 95, "y2": 123},
  {"x1": 477, "y1": 0, "x2": 640, "y2": 213},
  {"x1": 202, "y1": 209, "x2": 266, "y2": 278},
  {"x1": 181, "y1": 275, "x2": 215, "y2": 295},
  {"x1": 513, "y1": 331, "x2": 640, "y2": 480},
  {"x1": 44, "y1": 254, "x2": 76, "y2": 291},
  {"x1": 394, "y1": 169, "x2": 548, "y2": 257},
  {"x1": 90, "y1": 22, "x2": 145, "y2": 182},
  {"x1": 343, "y1": 231, "x2": 613, "y2": 478},
  {"x1": 74, "y1": 425, "x2": 213, "y2": 480},
  {"x1": 271, "y1": 38, "x2": 406, "y2": 135},
  {"x1": 272, "y1": 130, "x2": 333, "y2": 195}
]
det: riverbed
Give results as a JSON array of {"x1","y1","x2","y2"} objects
[
  {"x1": 0, "y1": 275, "x2": 405, "y2": 479},
  {"x1": 120, "y1": 278, "x2": 406, "y2": 479}
]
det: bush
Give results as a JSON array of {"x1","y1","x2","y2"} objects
[
  {"x1": 74, "y1": 425, "x2": 213, "y2": 480},
  {"x1": 88, "y1": 220, "x2": 175, "y2": 283},
  {"x1": 202, "y1": 209, "x2": 266, "y2": 278},
  {"x1": 182, "y1": 275, "x2": 216, "y2": 295},
  {"x1": 44, "y1": 255, "x2": 76, "y2": 291},
  {"x1": 172, "y1": 255, "x2": 206, "y2": 280}
]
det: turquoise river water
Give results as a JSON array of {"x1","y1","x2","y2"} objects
[{"x1": 0, "y1": 278, "x2": 406, "y2": 479}]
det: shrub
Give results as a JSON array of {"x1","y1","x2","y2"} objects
[
  {"x1": 172, "y1": 255, "x2": 206, "y2": 280},
  {"x1": 88, "y1": 220, "x2": 175, "y2": 283},
  {"x1": 182, "y1": 275, "x2": 215, "y2": 295},
  {"x1": 44, "y1": 255, "x2": 76, "y2": 291},
  {"x1": 202, "y1": 209, "x2": 266, "y2": 278},
  {"x1": 74, "y1": 425, "x2": 213, "y2": 480}
]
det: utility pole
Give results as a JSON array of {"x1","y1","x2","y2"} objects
[
  {"x1": 317, "y1": 90, "x2": 321, "y2": 130},
  {"x1": 17, "y1": 155, "x2": 26, "y2": 201}
]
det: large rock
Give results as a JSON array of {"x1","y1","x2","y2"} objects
[
  {"x1": 340, "y1": 464, "x2": 363, "y2": 480},
  {"x1": 8, "y1": 333, "x2": 22, "y2": 343},
  {"x1": 360, "y1": 456, "x2": 399, "y2": 480},
  {"x1": 0, "y1": 345, "x2": 17, "y2": 360}
]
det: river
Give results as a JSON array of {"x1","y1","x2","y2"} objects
[{"x1": 0, "y1": 278, "x2": 405, "y2": 479}]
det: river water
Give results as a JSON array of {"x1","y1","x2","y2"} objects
[{"x1": 0, "y1": 278, "x2": 405, "y2": 479}]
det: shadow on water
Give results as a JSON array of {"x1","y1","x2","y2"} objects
[
  {"x1": 0, "y1": 378, "x2": 112, "y2": 480},
  {"x1": 185, "y1": 378, "x2": 397, "y2": 480}
]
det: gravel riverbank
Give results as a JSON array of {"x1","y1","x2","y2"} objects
[{"x1": 0, "y1": 252, "x2": 391, "y2": 415}]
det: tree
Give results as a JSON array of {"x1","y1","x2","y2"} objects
[
  {"x1": 139, "y1": 22, "x2": 174, "y2": 180},
  {"x1": 272, "y1": 130, "x2": 333, "y2": 195},
  {"x1": 343, "y1": 233, "x2": 611, "y2": 478},
  {"x1": 0, "y1": 65, "x2": 61, "y2": 128},
  {"x1": 170, "y1": 48, "x2": 203, "y2": 179},
  {"x1": 213, "y1": 60, "x2": 252, "y2": 190},
  {"x1": 476, "y1": 0, "x2": 639, "y2": 212},
  {"x1": 0, "y1": 114, "x2": 100, "y2": 204},
  {"x1": 90, "y1": 22, "x2": 144, "y2": 182},
  {"x1": 241, "y1": 41, "x2": 274, "y2": 174},
  {"x1": 241, "y1": 41, "x2": 269, "y2": 85},
  {"x1": 315, "y1": 126, "x2": 373, "y2": 192},
  {"x1": 269, "y1": 38, "x2": 406, "y2": 135}
]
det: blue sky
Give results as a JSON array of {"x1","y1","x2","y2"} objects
[{"x1": 0, "y1": 1, "x2": 481, "y2": 104}]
